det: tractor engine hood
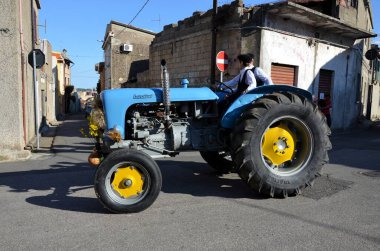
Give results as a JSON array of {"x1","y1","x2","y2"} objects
[{"x1": 101, "y1": 87, "x2": 219, "y2": 137}]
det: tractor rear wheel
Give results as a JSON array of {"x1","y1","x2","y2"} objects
[
  {"x1": 231, "y1": 92, "x2": 331, "y2": 197},
  {"x1": 200, "y1": 151, "x2": 234, "y2": 173},
  {"x1": 94, "y1": 149, "x2": 162, "y2": 213}
]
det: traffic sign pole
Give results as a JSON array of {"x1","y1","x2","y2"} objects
[{"x1": 33, "y1": 50, "x2": 40, "y2": 150}]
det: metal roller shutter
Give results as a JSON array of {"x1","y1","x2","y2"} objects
[
  {"x1": 318, "y1": 69, "x2": 333, "y2": 99},
  {"x1": 271, "y1": 63, "x2": 296, "y2": 86}
]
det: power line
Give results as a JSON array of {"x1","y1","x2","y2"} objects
[
  {"x1": 114, "y1": 0, "x2": 151, "y2": 38},
  {"x1": 128, "y1": 0, "x2": 151, "y2": 25}
]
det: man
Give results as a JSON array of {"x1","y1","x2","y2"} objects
[
  {"x1": 221, "y1": 53, "x2": 273, "y2": 104},
  {"x1": 318, "y1": 94, "x2": 332, "y2": 127}
]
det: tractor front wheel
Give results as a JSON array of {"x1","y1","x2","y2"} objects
[
  {"x1": 94, "y1": 149, "x2": 162, "y2": 213},
  {"x1": 231, "y1": 92, "x2": 331, "y2": 197}
]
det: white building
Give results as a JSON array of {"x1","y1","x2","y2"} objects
[{"x1": 242, "y1": 1, "x2": 376, "y2": 129}]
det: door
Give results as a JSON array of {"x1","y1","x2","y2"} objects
[{"x1": 318, "y1": 69, "x2": 333, "y2": 100}]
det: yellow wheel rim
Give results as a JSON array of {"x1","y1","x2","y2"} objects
[
  {"x1": 262, "y1": 123, "x2": 296, "y2": 166},
  {"x1": 111, "y1": 166, "x2": 144, "y2": 199}
]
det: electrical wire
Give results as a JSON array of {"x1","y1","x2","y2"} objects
[
  {"x1": 128, "y1": 0, "x2": 151, "y2": 25},
  {"x1": 113, "y1": 0, "x2": 151, "y2": 38}
]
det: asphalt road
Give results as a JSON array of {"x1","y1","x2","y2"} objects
[{"x1": 0, "y1": 114, "x2": 379, "y2": 250}]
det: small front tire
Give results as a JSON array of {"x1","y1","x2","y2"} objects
[{"x1": 94, "y1": 149, "x2": 162, "y2": 213}]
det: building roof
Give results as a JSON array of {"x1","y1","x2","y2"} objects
[
  {"x1": 260, "y1": 1, "x2": 376, "y2": 39},
  {"x1": 110, "y1": 20, "x2": 156, "y2": 36},
  {"x1": 290, "y1": 0, "x2": 326, "y2": 3},
  {"x1": 101, "y1": 20, "x2": 156, "y2": 49},
  {"x1": 52, "y1": 51, "x2": 74, "y2": 64},
  {"x1": 52, "y1": 51, "x2": 63, "y2": 60},
  {"x1": 61, "y1": 49, "x2": 74, "y2": 64}
]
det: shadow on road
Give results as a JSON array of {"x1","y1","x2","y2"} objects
[
  {"x1": 158, "y1": 159, "x2": 265, "y2": 200},
  {"x1": 0, "y1": 162, "x2": 106, "y2": 213},
  {"x1": 329, "y1": 126, "x2": 380, "y2": 171},
  {"x1": 0, "y1": 157, "x2": 266, "y2": 214}
]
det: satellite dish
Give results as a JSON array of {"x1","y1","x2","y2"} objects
[{"x1": 365, "y1": 48, "x2": 379, "y2": 61}]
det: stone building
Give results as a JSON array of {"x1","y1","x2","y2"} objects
[
  {"x1": 141, "y1": 0, "x2": 376, "y2": 129},
  {"x1": 101, "y1": 21, "x2": 156, "y2": 89},
  {"x1": 0, "y1": 0, "x2": 41, "y2": 160},
  {"x1": 40, "y1": 39, "x2": 57, "y2": 125},
  {"x1": 95, "y1": 62, "x2": 105, "y2": 92},
  {"x1": 138, "y1": 1, "x2": 244, "y2": 87},
  {"x1": 366, "y1": 44, "x2": 380, "y2": 121},
  {"x1": 52, "y1": 50, "x2": 74, "y2": 116}
]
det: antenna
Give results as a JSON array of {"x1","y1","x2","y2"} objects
[
  {"x1": 151, "y1": 14, "x2": 161, "y2": 26},
  {"x1": 37, "y1": 19, "x2": 47, "y2": 34}
]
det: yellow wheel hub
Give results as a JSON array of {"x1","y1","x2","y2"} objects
[
  {"x1": 262, "y1": 124, "x2": 296, "y2": 166},
  {"x1": 111, "y1": 166, "x2": 144, "y2": 198}
]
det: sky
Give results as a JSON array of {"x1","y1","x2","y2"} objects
[{"x1": 39, "y1": 0, "x2": 380, "y2": 89}]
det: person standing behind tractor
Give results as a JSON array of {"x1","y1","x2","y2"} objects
[
  {"x1": 319, "y1": 94, "x2": 332, "y2": 127},
  {"x1": 220, "y1": 53, "x2": 273, "y2": 105}
]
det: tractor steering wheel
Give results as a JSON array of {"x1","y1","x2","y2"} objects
[{"x1": 215, "y1": 80, "x2": 233, "y2": 94}]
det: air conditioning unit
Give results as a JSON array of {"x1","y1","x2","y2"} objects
[{"x1": 120, "y1": 44, "x2": 133, "y2": 53}]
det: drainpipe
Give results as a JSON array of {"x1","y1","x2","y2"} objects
[
  {"x1": 210, "y1": 0, "x2": 217, "y2": 85},
  {"x1": 343, "y1": 53, "x2": 350, "y2": 130},
  {"x1": 31, "y1": 0, "x2": 40, "y2": 149},
  {"x1": 311, "y1": 40, "x2": 319, "y2": 95},
  {"x1": 19, "y1": 0, "x2": 27, "y2": 145}
]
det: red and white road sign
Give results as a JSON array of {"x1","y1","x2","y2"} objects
[{"x1": 216, "y1": 51, "x2": 228, "y2": 72}]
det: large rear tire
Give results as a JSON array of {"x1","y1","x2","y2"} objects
[
  {"x1": 231, "y1": 92, "x2": 331, "y2": 197},
  {"x1": 94, "y1": 149, "x2": 162, "y2": 213}
]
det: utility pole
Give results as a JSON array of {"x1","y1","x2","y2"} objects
[{"x1": 210, "y1": 0, "x2": 217, "y2": 85}]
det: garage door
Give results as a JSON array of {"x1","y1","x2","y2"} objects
[{"x1": 271, "y1": 63, "x2": 296, "y2": 86}]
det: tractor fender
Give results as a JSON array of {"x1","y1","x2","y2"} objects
[{"x1": 220, "y1": 85, "x2": 312, "y2": 129}]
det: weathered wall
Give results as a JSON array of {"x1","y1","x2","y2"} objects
[
  {"x1": 41, "y1": 40, "x2": 56, "y2": 123},
  {"x1": 371, "y1": 57, "x2": 380, "y2": 121},
  {"x1": 139, "y1": 0, "x2": 244, "y2": 87},
  {"x1": 52, "y1": 55, "x2": 59, "y2": 118},
  {"x1": 103, "y1": 22, "x2": 155, "y2": 89},
  {"x1": 0, "y1": 0, "x2": 38, "y2": 158},
  {"x1": 95, "y1": 62, "x2": 105, "y2": 92},
  {"x1": 258, "y1": 27, "x2": 360, "y2": 129},
  {"x1": 337, "y1": 1, "x2": 359, "y2": 29},
  {"x1": 0, "y1": 0, "x2": 23, "y2": 153}
]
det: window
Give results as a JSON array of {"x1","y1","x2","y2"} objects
[
  {"x1": 271, "y1": 63, "x2": 298, "y2": 86},
  {"x1": 349, "y1": 0, "x2": 358, "y2": 8}
]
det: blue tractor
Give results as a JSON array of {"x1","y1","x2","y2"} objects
[{"x1": 92, "y1": 61, "x2": 331, "y2": 213}]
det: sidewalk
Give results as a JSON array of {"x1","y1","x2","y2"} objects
[{"x1": 0, "y1": 113, "x2": 89, "y2": 163}]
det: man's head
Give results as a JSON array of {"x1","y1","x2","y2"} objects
[{"x1": 237, "y1": 54, "x2": 254, "y2": 67}]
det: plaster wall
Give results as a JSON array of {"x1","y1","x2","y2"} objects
[
  {"x1": 41, "y1": 40, "x2": 56, "y2": 123},
  {"x1": 52, "y1": 56, "x2": 60, "y2": 118},
  {"x1": 260, "y1": 29, "x2": 360, "y2": 129},
  {"x1": 0, "y1": 0, "x2": 38, "y2": 156},
  {"x1": 0, "y1": 0, "x2": 23, "y2": 152}
]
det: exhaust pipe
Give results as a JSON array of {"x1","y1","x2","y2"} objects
[{"x1": 161, "y1": 59, "x2": 171, "y2": 126}]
